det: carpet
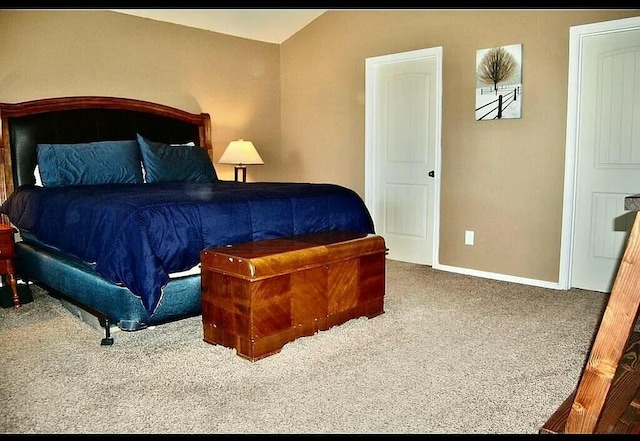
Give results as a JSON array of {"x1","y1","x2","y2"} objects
[{"x1": 0, "y1": 260, "x2": 608, "y2": 434}]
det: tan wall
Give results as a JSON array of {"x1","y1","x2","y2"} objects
[
  {"x1": 2, "y1": 9, "x2": 639, "y2": 285},
  {"x1": 0, "y1": 10, "x2": 282, "y2": 182},
  {"x1": 281, "y1": 9, "x2": 640, "y2": 283}
]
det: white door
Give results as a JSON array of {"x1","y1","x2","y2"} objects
[
  {"x1": 567, "y1": 17, "x2": 640, "y2": 292},
  {"x1": 365, "y1": 47, "x2": 442, "y2": 266}
]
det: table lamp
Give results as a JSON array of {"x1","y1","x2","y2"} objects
[{"x1": 218, "y1": 139, "x2": 264, "y2": 182}]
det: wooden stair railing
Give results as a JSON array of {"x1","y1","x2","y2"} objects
[{"x1": 541, "y1": 194, "x2": 640, "y2": 434}]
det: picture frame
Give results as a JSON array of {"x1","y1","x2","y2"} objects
[{"x1": 475, "y1": 43, "x2": 522, "y2": 121}]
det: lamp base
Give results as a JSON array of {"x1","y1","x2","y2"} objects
[{"x1": 234, "y1": 166, "x2": 247, "y2": 183}]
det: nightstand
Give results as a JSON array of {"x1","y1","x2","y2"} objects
[{"x1": 0, "y1": 225, "x2": 20, "y2": 308}]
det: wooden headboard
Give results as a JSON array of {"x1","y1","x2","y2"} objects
[{"x1": 0, "y1": 96, "x2": 213, "y2": 203}]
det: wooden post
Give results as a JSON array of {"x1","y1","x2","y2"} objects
[{"x1": 565, "y1": 211, "x2": 640, "y2": 433}]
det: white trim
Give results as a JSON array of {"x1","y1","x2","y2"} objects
[
  {"x1": 559, "y1": 16, "x2": 640, "y2": 290},
  {"x1": 435, "y1": 263, "x2": 563, "y2": 290},
  {"x1": 432, "y1": 47, "x2": 444, "y2": 268},
  {"x1": 364, "y1": 46, "x2": 443, "y2": 268},
  {"x1": 364, "y1": 57, "x2": 377, "y2": 225}
]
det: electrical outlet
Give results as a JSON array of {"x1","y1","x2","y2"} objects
[{"x1": 465, "y1": 230, "x2": 474, "y2": 246}]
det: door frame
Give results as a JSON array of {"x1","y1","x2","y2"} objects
[
  {"x1": 559, "y1": 16, "x2": 640, "y2": 290},
  {"x1": 364, "y1": 46, "x2": 443, "y2": 268}
]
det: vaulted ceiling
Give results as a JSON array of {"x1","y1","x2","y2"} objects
[{"x1": 111, "y1": 9, "x2": 328, "y2": 44}]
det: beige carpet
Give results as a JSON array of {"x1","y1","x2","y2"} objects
[{"x1": 0, "y1": 260, "x2": 608, "y2": 434}]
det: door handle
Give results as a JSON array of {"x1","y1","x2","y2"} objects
[{"x1": 428, "y1": 170, "x2": 435, "y2": 178}]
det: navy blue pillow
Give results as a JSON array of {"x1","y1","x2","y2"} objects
[
  {"x1": 137, "y1": 134, "x2": 218, "y2": 183},
  {"x1": 37, "y1": 140, "x2": 143, "y2": 187}
]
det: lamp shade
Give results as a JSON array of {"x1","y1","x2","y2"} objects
[{"x1": 219, "y1": 139, "x2": 264, "y2": 165}]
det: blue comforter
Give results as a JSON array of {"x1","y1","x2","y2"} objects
[{"x1": 1, "y1": 181, "x2": 375, "y2": 315}]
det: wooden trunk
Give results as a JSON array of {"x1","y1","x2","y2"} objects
[{"x1": 200, "y1": 231, "x2": 387, "y2": 361}]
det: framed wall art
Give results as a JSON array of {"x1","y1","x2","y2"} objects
[{"x1": 475, "y1": 43, "x2": 522, "y2": 121}]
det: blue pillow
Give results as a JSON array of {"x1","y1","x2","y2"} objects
[
  {"x1": 137, "y1": 134, "x2": 218, "y2": 183},
  {"x1": 37, "y1": 140, "x2": 143, "y2": 187}
]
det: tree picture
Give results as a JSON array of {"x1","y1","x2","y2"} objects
[{"x1": 475, "y1": 44, "x2": 522, "y2": 120}]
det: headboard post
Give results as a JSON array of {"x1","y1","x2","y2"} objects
[
  {"x1": 201, "y1": 113, "x2": 213, "y2": 159},
  {"x1": 0, "y1": 114, "x2": 13, "y2": 224}
]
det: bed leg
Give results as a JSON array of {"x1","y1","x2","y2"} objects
[{"x1": 100, "y1": 317, "x2": 114, "y2": 346}]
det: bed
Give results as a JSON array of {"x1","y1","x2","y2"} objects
[{"x1": 0, "y1": 96, "x2": 375, "y2": 344}]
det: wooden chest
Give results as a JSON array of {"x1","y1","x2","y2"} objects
[{"x1": 200, "y1": 231, "x2": 386, "y2": 361}]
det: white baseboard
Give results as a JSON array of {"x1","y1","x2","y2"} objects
[{"x1": 432, "y1": 263, "x2": 563, "y2": 290}]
